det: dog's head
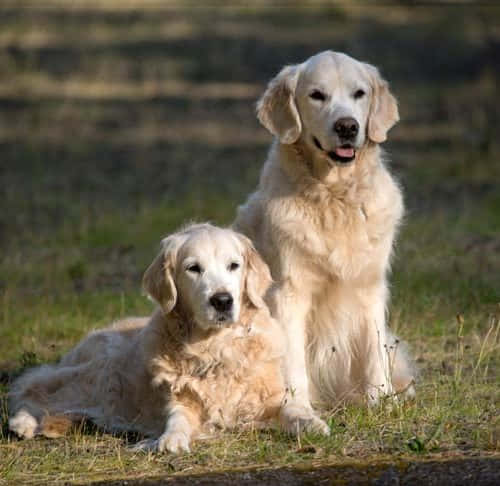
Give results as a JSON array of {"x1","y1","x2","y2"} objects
[
  {"x1": 257, "y1": 50, "x2": 399, "y2": 167},
  {"x1": 143, "y1": 224, "x2": 272, "y2": 330}
]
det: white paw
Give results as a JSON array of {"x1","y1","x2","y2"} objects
[
  {"x1": 280, "y1": 403, "x2": 330, "y2": 436},
  {"x1": 157, "y1": 430, "x2": 191, "y2": 454},
  {"x1": 9, "y1": 409, "x2": 38, "y2": 439}
]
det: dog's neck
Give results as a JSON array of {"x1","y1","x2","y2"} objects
[
  {"x1": 275, "y1": 139, "x2": 380, "y2": 201},
  {"x1": 156, "y1": 300, "x2": 258, "y2": 350},
  {"x1": 162, "y1": 304, "x2": 213, "y2": 345}
]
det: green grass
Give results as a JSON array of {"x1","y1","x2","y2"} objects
[
  {"x1": 1, "y1": 333, "x2": 498, "y2": 483},
  {"x1": 1, "y1": 1, "x2": 499, "y2": 484}
]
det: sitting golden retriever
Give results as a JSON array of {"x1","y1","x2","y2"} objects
[
  {"x1": 9, "y1": 224, "x2": 286, "y2": 453},
  {"x1": 234, "y1": 51, "x2": 415, "y2": 435}
]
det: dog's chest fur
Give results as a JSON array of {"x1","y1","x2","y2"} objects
[
  {"x1": 256, "y1": 146, "x2": 404, "y2": 282},
  {"x1": 148, "y1": 314, "x2": 283, "y2": 430}
]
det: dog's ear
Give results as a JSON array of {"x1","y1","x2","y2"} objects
[
  {"x1": 257, "y1": 64, "x2": 302, "y2": 144},
  {"x1": 142, "y1": 235, "x2": 179, "y2": 314},
  {"x1": 365, "y1": 63, "x2": 399, "y2": 144},
  {"x1": 238, "y1": 234, "x2": 273, "y2": 309}
]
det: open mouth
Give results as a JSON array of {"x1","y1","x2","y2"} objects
[{"x1": 313, "y1": 137, "x2": 356, "y2": 165}]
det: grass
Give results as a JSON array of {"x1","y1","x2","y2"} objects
[
  {"x1": 0, "y1": 1, "x2": 499, "y2": 484},
  {"x1": 1, "y1": 323, "x2": 498, "y2": 483}
]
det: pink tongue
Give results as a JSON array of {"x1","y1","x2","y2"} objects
[{"x1": 335, "y1": 147, "x2": 355, "y2": 158}]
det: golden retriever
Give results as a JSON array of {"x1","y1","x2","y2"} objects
[
  {"x1": 9, "y1": 224, "x2": 286, "y2": 453},
  {"x1": 234, "y1": 51, "x2": 415, "y2": 435}
]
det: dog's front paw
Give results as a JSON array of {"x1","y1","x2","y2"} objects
[
  {"x1": 9, "y1": 409, "x2": 38, "y2": 439},
  {"x1": 280, "y1": 403, "x2": 330, "y2": 436},
  {"x1": 157, "y1": 430, "x2": 191, "y2": 454}
]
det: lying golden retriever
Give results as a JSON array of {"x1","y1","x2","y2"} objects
[
  {"x1": 234, "y1": 51, "x2": 415, "y2": 435},
  {"x1": 9, "y1": 224, "x2": 286, "y2": 452}
]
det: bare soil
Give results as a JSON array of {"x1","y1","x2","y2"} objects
[{"x1": 89, "y1": 456, "x2": 500, "y2": 486}]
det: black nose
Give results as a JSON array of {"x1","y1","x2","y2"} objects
[
  {"x1": 334, "y1": 117, "x2": 359, "y2": 140},
  {"x1": 209, "y1": 292, "x2": 233, "y2": 312}
]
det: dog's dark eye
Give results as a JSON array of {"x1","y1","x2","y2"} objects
[
  {"x1": 228, "y1": 262, "x2": 240, "y2": 271},
  {"x1": 354, "y1": 89, "x2": 365, "y2": 99},
  {"x1": 187, "y1": 264, "x2": 202, "y2": 274},
  {"x1": 310, "y1": 90, "x2": 326, "y2": 101}
]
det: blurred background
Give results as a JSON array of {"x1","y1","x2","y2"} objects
[{"x1": 0, "y1": 1, "x2": 499, "y2": 366}]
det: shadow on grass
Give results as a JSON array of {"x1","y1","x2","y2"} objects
[{"x1": 86, "y1": 457, "x2": 500, "y2": 486}]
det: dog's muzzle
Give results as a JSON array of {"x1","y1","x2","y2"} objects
[{"x1": 313, "y1": 136, "x2": 356, "y2": 165}]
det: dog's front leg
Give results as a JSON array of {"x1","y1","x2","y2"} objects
[
  {"x1": 270, "y1": 283, "x2": 330, "y2": 436},
  {"x1": 157, "y1": 402, "x2": 200, "y2": 454}
]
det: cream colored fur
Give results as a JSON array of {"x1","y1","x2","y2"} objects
[
  {"x1": 234, "y1": 51, "x2": 415, "y2": 435},
  {"x1": 9, "y1": 224, "x2": 286, "y2": 453}
]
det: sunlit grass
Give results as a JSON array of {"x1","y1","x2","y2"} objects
[
  {"x1": 0, "y1": 0, "x2": 499, "y2": 483},
  {"x1": 1, "y1": 200, "x2": 498, "y2": 483}
]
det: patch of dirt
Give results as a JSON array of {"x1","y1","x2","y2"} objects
[{"x1": 89, "y1": 456, "x2": 500, "y2": 486}]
